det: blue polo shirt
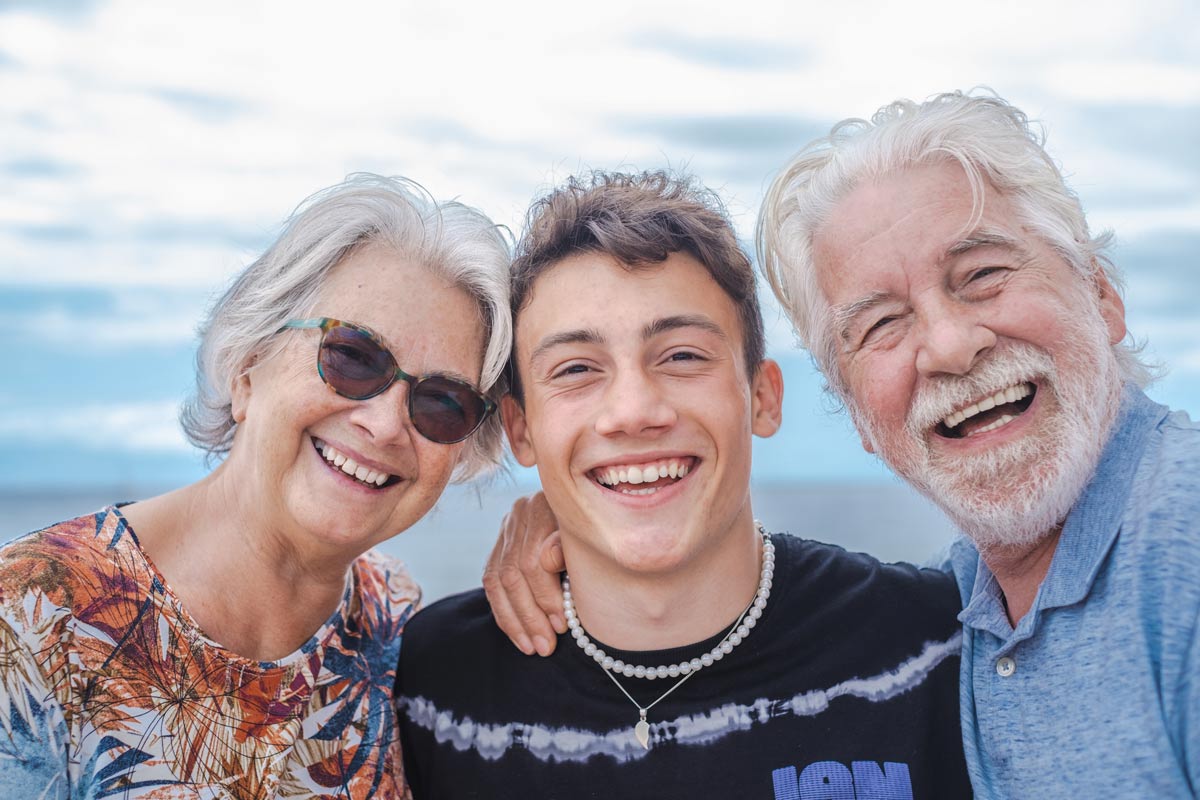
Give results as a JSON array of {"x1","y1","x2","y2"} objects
[{"x1": 948, "y1": 385, "x2": 1200, "y2": 798}]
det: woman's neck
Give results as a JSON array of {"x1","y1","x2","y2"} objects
[{"x1": 120, "y1": 468, "x2": 355, "y2": 662}]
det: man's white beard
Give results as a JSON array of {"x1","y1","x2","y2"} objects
[{"x1": 853, "y1": 305, "x2": 1123, "y2": 553}]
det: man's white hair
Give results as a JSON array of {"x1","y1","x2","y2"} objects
[{"x1": 756, "y1": 89, "x2": 1154, "y2": 397}]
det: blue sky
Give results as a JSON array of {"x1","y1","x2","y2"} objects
[{"x1": 0, "y1": 0, "x2": 1197, "y2": 490}]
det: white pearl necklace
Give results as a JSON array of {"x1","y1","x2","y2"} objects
[{"x1": 562, "y1": 524, "x2": 774, "y2": 682}]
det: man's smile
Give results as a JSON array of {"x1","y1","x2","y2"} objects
[{"x1": 935, "y1": 382, "x2": 1037, "y2": 439}]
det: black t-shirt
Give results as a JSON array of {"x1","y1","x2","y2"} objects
[{"x1": 398, "y1": 534, "x2": 971, "y2": 799}]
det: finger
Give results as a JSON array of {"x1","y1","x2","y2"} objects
[
  {"x1": 534, "y1": 532, "x2": 567, "y2": 634},
  {"x1": 482, "y1": 571, "x2": 534, "y2": 656},
  {"x1": 497, "y1": 562, "x2": 560, "y2": 656},
  {"x1": 483, "y1": 505, "x2": 534, "y2": 654}
]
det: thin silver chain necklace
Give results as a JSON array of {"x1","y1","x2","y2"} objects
[{"x1": 561, "y1": 524, "x2": 774, "y2": 749}]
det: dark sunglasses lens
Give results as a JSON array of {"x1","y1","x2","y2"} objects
[
  {"x1": 318, "y1": 326, "x2": 394, "y2": 398},
  {"x1": 411, "y1": 377, "x2": 489, "y2": 443}
]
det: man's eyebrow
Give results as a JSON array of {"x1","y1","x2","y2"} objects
[
  {"x1": 831, "y1": 291, "x2": 891, "y2": 343},
  {"x1": 945, "y1": 229, "x2": 1022, "y2": 258},
  {"x1": 528, "y1": 328, "x2": 605, "y2": 366},
  {"x1": 642, "y1": 314, "x2": 728, "y2": 342}
]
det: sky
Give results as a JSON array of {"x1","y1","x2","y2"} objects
[{"x1": 0, "y1": 0, "x2": 1197, "y2": 491}]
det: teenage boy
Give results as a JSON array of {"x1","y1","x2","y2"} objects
[{"x1": 396, "y1": 171, "x2": 970, "y2": 799}]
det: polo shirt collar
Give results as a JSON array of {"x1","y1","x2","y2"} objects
[{"x1": 958, "y1": 384, "x2": 1167, "y2": 642}]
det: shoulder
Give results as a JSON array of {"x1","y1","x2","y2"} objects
[
  {"x1": 776, "y1": 533, "x2": 959, "y2": 606},
  {"x1": 1126, "y1": 405, "x2": 1200, "y2": 567},
  {"x1": 402, "y1": 587, "x2": 494, "y2": 648},
  {"x1": 1143, "y1": 405, "x2": 1200, "y2": 500},
  {"x1": 353, "y1": 548, "x2": 422, "y2": 608},
  {"x1": 772, "y1": 533, "x2": 962, "y2": 641},
  {"x1": 0, "y1": 508, "x2": 124, "y2": 613},
  {"x1": 396, "y1": 588, "x2": 510, "y2": 693}
]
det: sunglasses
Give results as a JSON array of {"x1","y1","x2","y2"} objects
[{"x1": 279, "y1": 317, "x2": 496, "y2": 444}]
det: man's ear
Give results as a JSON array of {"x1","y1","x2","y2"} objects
[
  {"x1": 1093, "y1": 266, "x2": 1127, "y2": 346},
  {"x1": 750, "y1": 359, "x2": 784, "y2": 438},
  {"x1": 501, "y1": 395, "x2": 538, "y2": 467}
]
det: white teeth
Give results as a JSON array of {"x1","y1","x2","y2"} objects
[
  {"x1": 969, "y1": 414, "x2": 1016, "y2": 436},
  {"x1": 593, "y1": 459, "x2": 690, "y2": 489},
  {"x1": 316, "y1": 440, "x2": 394, "y2": 487},
  {"x1": 942, "y1": 383, "x2": 1033, "y2": 430},
  {"x1": 621, "y1": 487, "x2": 658, "y2": 496}
]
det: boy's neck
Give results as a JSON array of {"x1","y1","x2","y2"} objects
[{"x1": 560, "y1": 516, "x2": 765, "y2": 652}]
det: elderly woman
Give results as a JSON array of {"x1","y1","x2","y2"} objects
[{"x1": 0, "y1": 175, "x2": 510, "y2": 799}]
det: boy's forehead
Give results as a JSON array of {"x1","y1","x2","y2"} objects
[{"x1": 511, "y1": 251, "x2": 754, "y2": 392}]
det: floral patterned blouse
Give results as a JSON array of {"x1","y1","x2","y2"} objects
[{"x1": 0, "y1": 506, "x2": 419, "y2": 799}]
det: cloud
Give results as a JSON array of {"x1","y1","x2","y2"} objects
[
  {"x1": 146, "y1": 86, "x2": 250, "y2": 124},
  {"x1": 0, "y1": 0, "x2": 100, "y2": 17},
  {"x1": 629, "y1": 31, "x2": 811, "y2": 71},
  {"x1": 0, "y1": 401, "x2": 191, "y2": 452},
  {"x1": 0, "y1": 156, "x2": 83, "y2": 178},
  {"x1": 1074, "y1": 104, "x2": 1200, "y2": 175},
  {"x1": 1117, "y1": 229, "x2": 1200, "y2": 316},
  {"x1": 620, "y1": 113, "x2": 825, "y2": 154},
  {"x1": 0, "y1": 285, "x2": 209, "y2": 347}
]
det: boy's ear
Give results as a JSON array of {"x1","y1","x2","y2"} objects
[
  {"x1": 501, "y1": 395, "x2": 537, "y2": 467},
  {"x1": 750, "y1": 359, "x2": 784, "y2": 438}
]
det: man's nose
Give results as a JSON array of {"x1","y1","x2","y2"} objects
[{"x1": 914, "y1": 303, "x2": 996, "y2": 377}]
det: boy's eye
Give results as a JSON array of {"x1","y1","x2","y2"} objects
[{"x1": 552, "y1": 363, "x2": 590, "y2": 379}]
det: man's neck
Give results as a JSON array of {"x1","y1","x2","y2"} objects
[
  {"x1": 561, "y1": 519, "x2": 764, "y2": 652},
  {"x1": 981, "y1": 527, "x2": 1062, "y2": 626}
]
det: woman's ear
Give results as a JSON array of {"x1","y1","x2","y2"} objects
[{"x1": 230, "y1": 354, "x2": 258, "y2": 424}]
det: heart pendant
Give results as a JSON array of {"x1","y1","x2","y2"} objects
[{"x1": 634, "y1": 718, "x2": 650, "y2": 750}]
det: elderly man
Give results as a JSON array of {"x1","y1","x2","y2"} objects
[
  {"x1": 488, "y1": 93, "x2": 1199, "y2": 797},
  {"x1": 754, "y1": 91, "x2": 1199, "y2": 797}
]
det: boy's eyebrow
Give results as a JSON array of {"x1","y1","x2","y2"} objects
[
  {"x1": 528, "y1": 328, "x2": 604, "y2": 367},
  {"x1": 527, "y1": 315, "x2": 728, "y2": 369},
  {"x1": 643, "y1": 314, "x2": 728, "y2": 342}
]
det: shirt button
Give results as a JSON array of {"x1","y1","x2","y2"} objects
[{"x1": 996, "y1": 656, "x2": 1016, "y2": 677}]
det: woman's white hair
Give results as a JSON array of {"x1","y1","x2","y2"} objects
[
  {"x1": 181, "y1": 173, "x2": 513, "y2": 482},
  {"x1": 757, "y1": 89, "x2": 1153, "y2": 398}
]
